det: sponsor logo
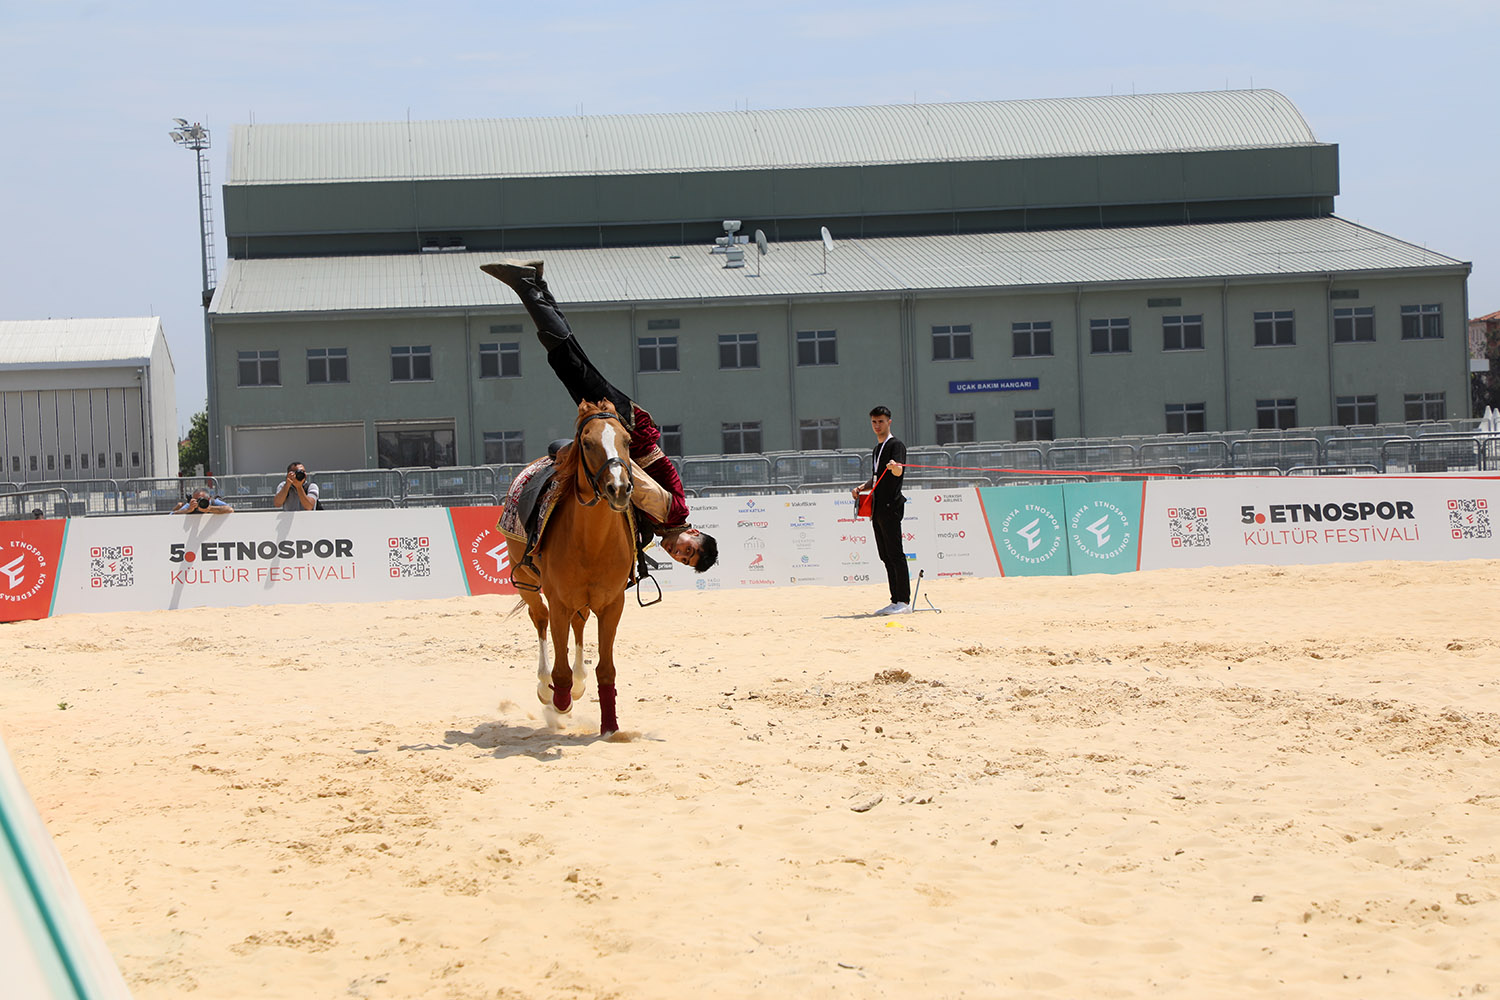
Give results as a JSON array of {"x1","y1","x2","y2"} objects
[
  {"x1": 933, "y1": 493, "x2": 965, "y2": 503},
  {"x1": 748, "y1": 554, "x2": 764, "y2": 570},
  {"x1": 695, "y1": 578, "x2": 722, "y2": 590},
  {"x1": 470, "y1": 538, "x2": 510, "y2": 586},
  {"x1": 1070, "y1": 500, "x2": 1133, "y2": 561},
  {"x1": 168, "y1": 538, "x2": 355, "y2": 563},
  {"x1": 743, "y1": 535, "x2": 766, "y2": 551},
  {"x1": 937, "y1": 530, "x2": 967, "y2": 539},
  {"x1": 938, "y1": 512, "x2": 962, "y2": 521},
  {"x1": 936, "y1": 570, "x2": 973, "y2": 578},
  {"x1": 0, "y1": 543, "x2": 50, "y2": 603},
  {"x1": 1240, "y1": 501, "x2": 1414, "y2": 525},
  {"x1": 840, "y1": 533, "x2": 869, "y2": 544},
  {"x1": 736, "y1": 499, "x2": 761, "y2": 514},
  {"x1": 737, "y1": 520, "x2": 769, "y2": 529},
  {"x1": 784, "y1": 500, "x2": 818, "y2": 508},
  {"x1": 738, "y1": 578, "x2": 776, "y2": 586},
  {"x1": 842, "y1": 573, "x2": 871, "y2": 582},
  {"x1": 999, "y1": 503, "x2": 1063, "y2": 565}
]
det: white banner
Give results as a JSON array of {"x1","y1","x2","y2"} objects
[
  {"x1": 652, "y1": 488, "x2": 1000, "y2": 593},
  {"x1": 1139, "y1": 476, "x2": 1500, "y2": 570},
  {"x1": 52, "y1": 509, "x2": 471, "y2": 614}
]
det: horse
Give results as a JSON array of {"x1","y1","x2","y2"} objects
[{"x1": 504, "y1": 400, "x2": 636, "y2": 734}]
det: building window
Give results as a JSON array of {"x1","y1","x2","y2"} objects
[
  {"x1": 47, "y1": 455, "x2": 55, "y2": 471},
  {"x1": 721, "y1": 421, "x2": 762, "y2": 454},
  {"x1": 935, "y1": 412, "x2": 976, "y2": 445},
  {"x1": 482, "y1": 430, "x2": 525, "y2": 464},
  {"x1": 659, "y1": 424, "x2": 683, "y2": 458},
  {"x1": 376, "y1": 425, "x2": 456, "y2": 468},
  {"x1": 718, "y1": 333, "x2": 759, "y2": 370},
  {"x1": 1255, "y1": 398, "x2": 1298, "y2": 429},
  {"x1": 1012, "y1": 321, "x2": 1053, "y2": 358},
  {"x1": 29, "y1": 456, "x2": 37, "y2": 472},
  {"x1": 932, "y1": 324, "x2": 973, "y2": 361},
  {"x1": 1400, "y1": 304, "x2": 1443, "y2": 340},
  {"x1": 237, "y1": 349, "x2": 280, "y2": 386},
  {"x1": 1165, "y1": 402, "x2": 1207, "y2": 434},
  {"x1": 479, "y1": 342, "x2": 520, "y2": 378},
  {"x1": 1089, "y1": 318, "x2": 1130, "y2": 354},
  {"x1": 1015, "y1": 409, "x2": 1055, "y2": 442},
  {"x1": 1162, "y1": 315, "x2": 1204, "y2": 351},
  {"x1": 796, "y1": 329, "x2": 837, "y2": 366},
  {"x1": 63, "y1": 454, "x2": 72, "y2": 471},
  {"x1": 1333, "y1": 307, "x2": 1375, "y2": 343},
  {"x1": 114, "y1": 451, "x2": 123, "y2": 468},
  {"x1": 391, "y1": 345, "x2": 433, "y2": 381},
  {"x1": 1404, "y1": 392, "x2": 1446, "y2": 421},
  {"x1": 307, "y1": 347, "x2": 349, "y2": 384},
  {"x1": 638, "y1": 335, "x2": 679, "y2": 373},
  {"x1": 799, "y1": 418, "x2": 840, "y2": 450},
  {"x1": 131, "y1": 451, "x2": 141, "y2": 467},
  {"x1": 79, "y1": 454, "x2": 87, "y2": 470},
  {"x1": 98, "y1": 452, "x2": 106, "y2": 469},
  {"x1": 1336, "y1": 395, "x2": 1378, "y2": 425},
  {"x1": 1253, "y1": 310, "x2": 1295, "y2": 347}
]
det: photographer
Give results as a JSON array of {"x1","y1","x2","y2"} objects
[
  {"x1": 172, "y1": 488, "x2": 233, "y2": 515},
  {"x1": 273, "y1": 461, "x2": 320, "y2": 511}
]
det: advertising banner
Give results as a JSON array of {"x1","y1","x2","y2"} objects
[
  {"x1": 1139, "y1": 476, "x2": 1500, "y2": 570},
  {"x1": 447, "y1": 506, "x2": 517, "y2": 597},
  {"x1": 45, "y1": 509, "x2": 477, "y2": 616},
  {"x1": 977, "y1": 485, "x2": 1070, "y2": 576},
  {"x1": 1062, "y1": 482, "x2": 1145, "y2": 574},
  {"x1": 1, "y1": 519, "x2": 66, "y2": 623}
]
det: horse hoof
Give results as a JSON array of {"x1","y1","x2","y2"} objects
[
  {"x1": 536, "y1": 681, "x2": 551, "y2": 705},
  {"x1": 571, "y1": 677, "x2": 587, "y2": 700}
]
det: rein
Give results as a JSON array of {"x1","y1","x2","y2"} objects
[{"x1": 575, "y1": 410, "x2": 634, "y2": 508}]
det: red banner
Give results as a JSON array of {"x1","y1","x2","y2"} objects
[
  {"x1": 1, "y1": 519, "x2": 67, "y2": 622},
  {"x1": 447, "y1": 506, "x2": 516, "y2": 596}
]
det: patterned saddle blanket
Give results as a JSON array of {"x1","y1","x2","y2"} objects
[{"x1": 497, "y1": 455, "x2": 565, "y2": 544}]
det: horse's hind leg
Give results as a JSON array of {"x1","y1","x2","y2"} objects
[{"x1": 571, "y1": 609, "x2": 590, "y2": 701}]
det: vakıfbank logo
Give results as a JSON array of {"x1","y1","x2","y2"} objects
[
  {"x1": 999, "y1": 503, "x2": 1062, "y2": 565},
  {"x1": 1069, "y1": 499, "x2": 1133, "y2": 561}
]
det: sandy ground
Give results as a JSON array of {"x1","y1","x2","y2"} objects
[{"x1": 2, "y1": 560, "x2": 1499, "y2": 999}]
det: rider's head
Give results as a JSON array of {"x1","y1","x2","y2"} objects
[{"x1": 662, "y1": 528, "x2": 718, "y2": 573}]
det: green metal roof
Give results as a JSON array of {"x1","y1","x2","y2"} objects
[
  {"x1": 227, "y1": 90, "x2": 1320, "y2": 185},
  {"x1": 210, "y1": 217, "x2": 1466, "y2": 318}
]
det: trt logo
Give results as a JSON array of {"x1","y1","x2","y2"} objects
[{"x1": 939, "y1": 512, "x2": 960, "y2": 521}]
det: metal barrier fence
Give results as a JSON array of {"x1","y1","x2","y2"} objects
[
  {"x1": 11, "y1": 424, "x2": 1495, "y2": 518},
  {"x1": 1, "y1": 489, "x2": 73, "y2": 520}
]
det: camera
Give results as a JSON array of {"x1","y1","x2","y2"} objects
[
  {"x1": 197, "y1": 496, "x2": 209, "y2": 509},
  {"x1": 295, "y1": 469, "x2": 306, "y2": 481}
]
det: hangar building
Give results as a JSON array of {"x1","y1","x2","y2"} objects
[
  {"x1": 0, "y1": 317, "x2": 178, "y2": 483},
  {"x1": 207, "y1": 90, "x2": 1470, "y2": 473}
]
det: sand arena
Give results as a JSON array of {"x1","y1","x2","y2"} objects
[{"x1": 2, "y1": 560, "x2": 1498, "y2": 998}]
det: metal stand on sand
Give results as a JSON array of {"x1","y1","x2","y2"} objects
[{"x1": 910, "y1": 569, "x2": 941, "y2": 613}]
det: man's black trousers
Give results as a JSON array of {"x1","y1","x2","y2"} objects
[{"x1": 871, "y1": 499, "x2": 910, "y2": 605}]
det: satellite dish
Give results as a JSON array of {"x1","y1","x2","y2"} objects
[
  {"x1": 820, "y1": 226, "x2": 834, "y2": 252},
  {"x1": 754, "y1": 230, "x2": 768, "y2": 256}
]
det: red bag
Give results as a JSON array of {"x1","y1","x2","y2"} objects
[{"x1": 856, "y1": 490, "x2": 873, "y2": 518}]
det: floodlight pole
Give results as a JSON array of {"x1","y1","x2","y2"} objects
[{"x1": 170, "y1": 120, "x2": 219, "y2": 474}]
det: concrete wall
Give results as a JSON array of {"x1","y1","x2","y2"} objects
[{"x1": 209, "y1": 269, "x2": 1469, "y2": 471}]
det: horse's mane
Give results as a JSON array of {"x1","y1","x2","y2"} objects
[{"x1": 551, "y1": 400, "x2": 631, "y2": 498}]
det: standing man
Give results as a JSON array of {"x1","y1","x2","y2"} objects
[
  {"x1": 853, "y1": 405, "x2": 909, "y2": 615},
  {"x1": 480, "y1": 260, "x2": 718, "y2": 573},
  {"x1": 273, "y1": 461, "x2": 319, "y2": 511}
]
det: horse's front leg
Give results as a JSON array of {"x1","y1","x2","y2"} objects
[
  {"x1": 571, "y1": 610, "x2": 590, "y2": 701},
  {"x1": 546, "y1": 603, "x2": 576, "y2": 714},
  {"x1": 594, "y1": 591, "x2": 625, "y2": 735}
]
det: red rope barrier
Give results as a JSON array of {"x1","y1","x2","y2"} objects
[{"x1": 897, "y1": 462, "x2": 1500, "y2": 482}]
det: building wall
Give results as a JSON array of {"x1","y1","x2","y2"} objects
[{"x1": 209, "y1": 269, "x2": 1469, "y2": 471}]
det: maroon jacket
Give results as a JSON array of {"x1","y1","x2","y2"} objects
[{"x1": 629, "y1": 405, "x2": 689, "y2": 531}]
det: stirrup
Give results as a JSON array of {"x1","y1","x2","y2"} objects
[{"x1": 634, "y1": 572, "x2": 662, "y2": 607}]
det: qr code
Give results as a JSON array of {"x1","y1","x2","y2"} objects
[
  {"x1": 1447, "y1": 498, "x2": 1491, "y2": 540},
  {"x1": 89, "y1": 545, "x2": 135, "y2": 589},
  {"x1": 1166, "y1": 506, "x2": 1211, "y2": 548},
  {"x1": 388, "y1": 536, "x2": 432, "y2": 578}
]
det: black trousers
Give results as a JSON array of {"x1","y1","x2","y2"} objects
[
  {"x1": 546, "y1": 336, "x2": 635, "y2": 428},
  {"x1": 871, "y1": 498, "x2": 910, "y2": 604}
]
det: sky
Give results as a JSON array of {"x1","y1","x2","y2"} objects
[{"x1": 2, "y1": 0, "x2": 1496, "y2": 433}]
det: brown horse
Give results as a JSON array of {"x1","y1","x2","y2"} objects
[{"x1": 505, "y1": 400, "x2": 635, "y2": 734}]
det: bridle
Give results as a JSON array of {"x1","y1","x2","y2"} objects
[{"x1": 575, "y1": 410, "x2": 633, "y2": 508}]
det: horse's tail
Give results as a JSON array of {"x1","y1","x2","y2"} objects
[{"x1": 503, "y1": 597, "x2": 529, "y2": 619}]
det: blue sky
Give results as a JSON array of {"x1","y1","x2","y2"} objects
[{"x1": 2, "y1": 0, "x2": 1495, "y2": 430}]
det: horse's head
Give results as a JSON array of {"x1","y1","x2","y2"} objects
[{"x1": 573, "y1": 400, "x2": 633, "y2": 513}]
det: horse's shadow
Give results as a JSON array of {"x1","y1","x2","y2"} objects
[{"x1": 443, "y1": 721, "x2": 654, "y2": 760}]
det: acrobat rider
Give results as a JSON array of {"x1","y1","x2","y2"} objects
[{"x1": 481, "y1": 260, "x2": 719, "y2": 574}]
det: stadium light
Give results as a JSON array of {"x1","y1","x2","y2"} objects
[{"x1": 169, "y1": 119, "x2": 220, "y2": 473}]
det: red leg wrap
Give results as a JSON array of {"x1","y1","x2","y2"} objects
[
  {"x1": 598, "y1": 684, "x2": 618, "y2": 734},
  {"x1": 552, "y1": 684, "x2": 572, "y2": 713}
]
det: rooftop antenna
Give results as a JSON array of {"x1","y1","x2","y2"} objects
[
  {"x1": 752, "y1": 229, "x2": 769, "y2": 277},
  {"x1": 820, "y1": 226, "x2": 834, "y2": 275}
]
